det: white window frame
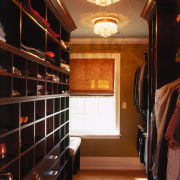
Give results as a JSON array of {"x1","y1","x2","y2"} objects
[{"x1": 69, "y1": 53, "x2": 121, "y2": 139}]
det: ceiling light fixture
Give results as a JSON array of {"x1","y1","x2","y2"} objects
[
  {"x1": 87, "y1": 0, "x2": 120, "y2": 6},
  {"x1": 93, "y1": 17, "x2": 119, "y2": 37}
]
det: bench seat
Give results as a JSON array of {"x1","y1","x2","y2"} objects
[{"x1": 69, "y1": 137, "x2": 81, "y2": 178}]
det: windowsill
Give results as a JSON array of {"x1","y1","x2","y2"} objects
[{"x1": 70, "y1": 134, "x2": 121, "y2": 139}]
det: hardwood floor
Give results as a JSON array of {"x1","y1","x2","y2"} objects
[{"x1": 73, "y1": 170, "x2": 147, "y2": 180}]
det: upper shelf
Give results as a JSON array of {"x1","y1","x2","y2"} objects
[
  {"x1": 45, "y1": 0, "x2": 76, "y2": 33},
  {"x1": 0, "y1": 41, "x2": 69, "y2": 74}
]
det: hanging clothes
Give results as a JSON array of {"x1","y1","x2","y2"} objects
[
  {"x1": 134, "y1": 63, "x2": 147, "y2": 114},
  {"x1": 151, "y1": 78, "x2": 180, "y2": 180},
  {"x1": 134, "y1": 62, "x2": 148, "y2": 167},
  {"x1": 166, "y1": 148, "x2": 180, "y2": 180},
  {"x1": 165, "y1": 94, "x2": 180, "y2": 180},
  {"x1": 165, "y1": 99, "x2": 180, "y2": 149},
  {"x1": 134, "y1": 66, "x2": 141, "y2": 108},
  {"x1": 137, "y1": 125, "x2": 147, "y2": 164}
]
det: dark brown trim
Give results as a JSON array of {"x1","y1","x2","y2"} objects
[{"x1": 141, "y1": 0, "x2": 157, "y2": 22}]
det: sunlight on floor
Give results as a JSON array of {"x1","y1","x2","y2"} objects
[{"x1": 134, "y1": 178, "x2": 147, "y2": 180}]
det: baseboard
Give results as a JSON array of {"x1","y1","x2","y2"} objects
[{"x1": 80, "y1": 157, "x2": 146, "y2": 171}]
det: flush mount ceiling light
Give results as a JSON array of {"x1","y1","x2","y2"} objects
[
  {"x1": 87, "y1": 0, "x2": 120, "y2": 6},
  {"x1": 93, "y1": 17, "x2": 119, "y2": 37}
]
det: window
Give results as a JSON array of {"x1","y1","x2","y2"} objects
[
  {"x1": 69, "y1": 53, "x2": 120, "y2": 139},
  {"x1": 70, "y1": 96, "x2": 116, "y2": 136},
  {"x1": 70, "y1": 58, "x2": 114, "y2": 95}
]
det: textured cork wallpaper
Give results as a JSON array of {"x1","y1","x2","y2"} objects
[{"x1": 70, "y1": 59, "x2": 114, "y2": 95}]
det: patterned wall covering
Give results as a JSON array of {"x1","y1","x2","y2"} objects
[{"x1": 70, "y1": 58, "x2": 115, "y2": 95}]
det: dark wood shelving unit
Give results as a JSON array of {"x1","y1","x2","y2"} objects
[
  {"x1": 0, "y1": 0, "x2": 76, "y2": 179},
  {"x1": 141, "y1": 0, "x2": 179, "y2": 179}
]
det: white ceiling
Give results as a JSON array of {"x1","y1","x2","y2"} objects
[{"x1": 61, "y1": 0, "x2": 148, "y2": 38}]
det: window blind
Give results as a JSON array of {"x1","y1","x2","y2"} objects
[{"x1": 70, "y1": 59, "x2": 115, "y2": 95}]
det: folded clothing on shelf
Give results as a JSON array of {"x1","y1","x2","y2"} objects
[
  {"x1": 37, "y1": 73, "x2": 44, "y2": 79},
  {"x1": 0, "y1": 66, "x2": 8, "y2": 73},
  {"x1": 0, "y1": 28, "x2": 5, "y2": 39},
  {"x1": 61, "y1": 40, "x2": 71, "y2": 51},
  {"x1": 13, "y1": 66, "x2": 22, "y2": 76},
  {"x1": 37, "y1": 84, "x2": 44, "y2": 95},
  {"x1": 0, "y1": 143, "x2": 6, "y2": 159},
  {"x1": 20, "y1": 116, "x2": 28, "y2": 124},
  {"x1": 0, "y1": 22, "x2": 6, "y2": 42},
  {"x1": 22, "y1": 0, "x2": 60, "y2": 39},
  {"x1": 12, "y1": 90, "x2": 21, "y2": 97},
  {"x1": 60, "y1": 63, "x2": 70, "y2": 72},
  {"x1": 46, "y1": 51, "x2": 55, "y2": 58},
  {"x1": 48, "y1": 27, "x2": 60, "y2": 39},
  {"x1": 177, "y1": 14, "x2": 180, "y2": 22},
  {"x1": 21, "y1": 43, "x2": 46, "y2": 59},
  {"x1": 46, "y1": 54, "x2": 56, "y2": 65},
  {"x1": 37, "y1": 85, "x2": 44, "y2": 91},
  {"x1": 0, "y1": 173, "x2": 13, "y2": 180},
  {"x1": 22, "y1": 0, "x2": 50, "y2": 28},
  {"x1": 0, "y1": 36, "x2": 6, "y2": 43},
  {"x1": 21, "y1": 44, "x2": 58, "y2": 66},
  {"x1": 46, "y1": 72, "x2": 60, "y2": 82}
]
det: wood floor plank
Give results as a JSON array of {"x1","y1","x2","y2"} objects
[{"x1": 73, "y1": 170, "x2": 147, "y2": 180}]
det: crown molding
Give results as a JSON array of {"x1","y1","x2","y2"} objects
[
  {"x1": 140, "y1": 0, "x2": 157, "y2": 21},
  {"x1": 70, "y1": 38, "x2": 148, "y2": 44},
  {"x1": 46, "y1": 0, "x2": 76, "y2": 32}
]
